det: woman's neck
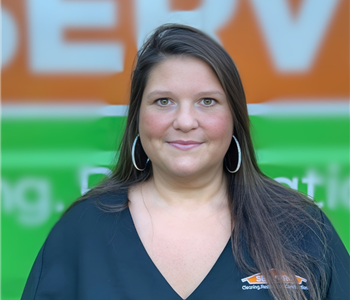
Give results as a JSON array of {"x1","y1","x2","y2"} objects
[{"x1": 139, "y1": 166, "x2": 229, "y2": 213}]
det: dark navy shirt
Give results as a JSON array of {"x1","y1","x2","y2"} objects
[{"x1": 21, "y1": 191, "x2": 349, "y2": 300}]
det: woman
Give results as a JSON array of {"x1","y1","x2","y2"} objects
[{"x1": 22, "y1": 24, "x2": 349, "y2": 300}]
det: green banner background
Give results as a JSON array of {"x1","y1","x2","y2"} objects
[{"x1": 2, "y1": 103, "x2": 349, "y2": 300}]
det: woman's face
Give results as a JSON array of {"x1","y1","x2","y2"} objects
[{"x1": 139, "y1": 56, "x2": 233, "y2": 178}]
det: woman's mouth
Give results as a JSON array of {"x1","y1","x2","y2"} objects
[{"x1": 167, "y1": 140, "x2": 203, "y2": 150}]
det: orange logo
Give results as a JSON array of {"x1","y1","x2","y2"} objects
[{"x1": 241, "y1": 270, "x2": 307, "y2": 285}]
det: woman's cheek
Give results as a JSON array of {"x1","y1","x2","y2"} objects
[
  {"x1": 139, "y1": 110, "x2": 171, "y2": 138},
  {"x1": 202, "y1": 113, "x2": 233, "y2": 139}
]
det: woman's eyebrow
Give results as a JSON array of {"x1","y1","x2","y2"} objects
[
  {"x1": 195, "y1": 91, "x2": 225, "y2": 97},
  {"x1": 145, "y1": 90, "x2": 225, "y2": 99},
  {"x1": 145, "y1": 90, "x2": 174, "y2": 99}
]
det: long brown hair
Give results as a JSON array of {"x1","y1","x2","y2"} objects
[{"x1": 70, "y1": 24, "x2": 327, "y2": 300}]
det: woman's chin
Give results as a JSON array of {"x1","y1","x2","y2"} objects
[{"x1": 161, "y1": 163, "x2": 215, "y2": 179}]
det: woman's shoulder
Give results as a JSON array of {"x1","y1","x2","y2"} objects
[
  {"x1": 21, "y1": 190, "x2": 131, "y2": 299},
  {"x1": 64, "y1": 189, "x2": 128, "y2": 218},
  {"x1": 287, "y1": 202, "x2": 348, "y2": 261},
  {"x1": 47, "y1": 190, "x2": 129, "y2": 244}
]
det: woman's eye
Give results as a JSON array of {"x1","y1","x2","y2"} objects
[
  {"x1": 157, "y1": 99, "x2": 170, "y2": 106},
  {"x1": 201, "y1": 98, "x2": 215, "y2": 106}
]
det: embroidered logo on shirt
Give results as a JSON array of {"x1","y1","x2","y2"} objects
[{"x1": 241, "y1": 269, "x2": 308, "y2": 291}]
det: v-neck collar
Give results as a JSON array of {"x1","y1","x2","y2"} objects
[{"x1": 123, "y1": 201, "x2": 232, "y2": 300}]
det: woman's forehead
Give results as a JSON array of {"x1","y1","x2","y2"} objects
[{"x1": 143, "y1": 56, "x2": 225, "y2": 96}]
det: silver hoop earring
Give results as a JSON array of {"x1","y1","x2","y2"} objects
[
  {"x1": 132, "y1": 134, "x2": 149, "y2": 171},
  {"x1": 225, "y1": 135, "x2": 241, "y2": 173}
]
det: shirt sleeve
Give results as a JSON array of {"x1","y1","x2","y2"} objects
[
  {"x1": 20, "y1": 202, "x2": 86, "y2": 300},
  {"x1": 21, "y1": 241, "x2": 46, "y2": 300},
  {"x1": 323, "y1": 212, "x2": 350, "y2": 300},
  {"x1": 19, "y1": 196, "x2": 119, "y2": 300}
]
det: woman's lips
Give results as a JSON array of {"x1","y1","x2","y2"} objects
[{"x1": 167, "y1": 140, "x2": 203, "y2": 150}]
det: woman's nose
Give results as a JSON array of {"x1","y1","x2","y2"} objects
[{"x1": 172, "y1": 103, "x2": 199, "y2": 132}]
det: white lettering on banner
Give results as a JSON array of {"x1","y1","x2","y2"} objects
[
  {"x1": 302, "y1": 170, "x2": 323, "y2": 200},
  {"x1": 327, "y1": 164, "x2": 350, "y2": 209},
  {"x1": 15, "y1": 178, "x2": 51, "y2": 224},
  {"x1": 1, "y1": 178, "x2": 65, "y2": 226},
  {"x1": 340, "y1": 177, "x2": 350, "y2": 209},
  {"x1": 275, "y1": 176, "x2": 299, "y2": 190},
  {"x1": 135, "y1": 0, "x2": 237, "y2": 48},
  {"x1": 1, "y1": 164, "x2": 347, "y2": 227},
  {"x1": 80, "y1": 167, "x2": 112, "y2": 195},
  {"x1": 275, "y1": 175, "x2": 324, "y2": 207},
  {"x1": 250, "y1": 0, "x2": 340, "y2": 72},
  {"x1": 27, "y1": 0, "x2": 124, "y2": 73},
  {"x1": 1, "y1": 180, "x2": 14, "y2": 212},
  {"x1": 1, "y1": 7, "x2": 18, "y2": 68},
  {"x1": 274, "y1": 167, "x2": 350, "y2": 210}
]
